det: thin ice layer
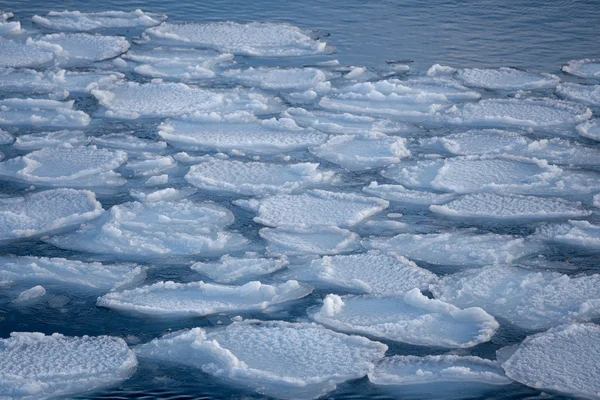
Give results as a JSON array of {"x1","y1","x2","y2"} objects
[
  {"x1": 431, "y1": 265, "x2": 600, "y2": 330},
  {"x1": 14, "y1": 130, "x2": 89, "y2": 150},
  {"x1": 0, "y1": 39, "x2": 54, "y2": 68},
  {"x1": 33, "y1": 33, "x2": 130, "y2": 66},
  {"x1": 45, "y1": 199, "x2": 248, "y2": 258},
  {"x1": 0, "y1": 98, "x2": 90, "y2": 127},
  {"x1": 185, "y1": 159, "x2": 334, "y2": 196},
  {"x1": 562, "y1": 59, "x2": 600, "y2": 79},
  {"x1": 235, "y1": 190, "x2": 388, "y2": 228},
  {"x1": 556, "y1": 82, "x2": 600, "y2": 106},
  {"x1": 363, "y1": 182, "x2": 456, "y2": 205},
  {"x1": 0, "y1": 189, "x2": 103, "y2": 243},
  {"x1": 367, "y1": 231, "x2": 542, "y2": 267},
  {"x1": 97, "y1": 280, "x2": 311, "y2": 317},
  {"x1": 143, "y1": 21, "x2": 330, "y2": 56},
  {"x1": 93, "y1": 82, "x2": 278, "y2": 119},
  {"x1": 577, "y1": 119, "x2": 600, "y2": 141},
  {"x1": 222, "y1": 67, "x2": 328, "y2": 90},
  {"x1": 430, "y1": 193, "x2": 591, "y2": 220},
  {"x1": 310, "y1": 290, "x2": 497, "y2": 347},
  {"x1": 288, "y1": 251, "x2": 436, "y2": 295},
  {"x1": 91, "y1": 133, "x2": 167, "y2": 153},
  {"x1": 0, "y1": 146, "x2": 127, "y2": 188},
  {"x1": 32, "y1": 9, "x2": 167, "y2": 31},
  {"x1": 0, "y1": 256, "x2": 145, "y2": 290},
  {"x1": 260, "y1": 226, "x2": 361, "y2": 256},
  {"x1": 310, "y1": 132, "x2": 410, "y2": 171},
  {"x1": 455, "y1": 67, "x2": 559, "y2": 90},
  {"x1": 191, "y1": 255, "x2": 288, "y2": 284},
  {"x1": 0, "y1": 332, "x2": 137, "y2": 400},
  {"x1": 135, "y1": 320, "x2": 387, "y2": 400},
  {"x1": 535, "y1": 220, "x2": 600, "y2": 250},
  {"x1": 500, "y1": 323, "x2": 600, "y2": 399},
  {"x1": 159, "y1": 113, "x2": 326, "y2": 154}
]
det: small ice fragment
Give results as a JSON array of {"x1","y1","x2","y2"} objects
[
  {"x1": 14, "y1": 285, "x2": 46, "y2": 303},
  {"x1": 260, "y1": 226, "x2": 361, "y2": 256},
  {"x1": 191, "y1": 255, "x2": 288, "y2": 284},
  {"x1": 562, "y1": 58, "x2": 600, "y2": 79}
]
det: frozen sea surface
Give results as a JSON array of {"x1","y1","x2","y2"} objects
[{"x1": 1, "y1": 1, "x2": 599, "y2": 399}]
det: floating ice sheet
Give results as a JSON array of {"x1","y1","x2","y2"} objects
[
  {"x1": 0, "y1": 332, "x2": 137, "y2": 400},
  {"x1": 135, "y1": 320, "x2": 387, "y2": 399},
  {"x1": 431, "y1": 265, "x2": 600, "y2": 330},
  {"x1": 500, "y1": 323, "x2": 600, "y2": 399},
  {"x1": 91, "y1": 133, "x2": 167, "y2": 153},
  {"x1": 363, "y1": 182, "x2": 457, "y2": 205},
  {"x1": 143, "y1": 21, "x2": 331, "y2": 56},
  {"x1": 0, "y1": 98, "x2": 90, "y2": 127},
  {"x1": 260, "y1": 226, "x2": 361, "y2": 256},
  {"x1": 222, "y1": 67, "x2": 329, "y2": 90},
  {"x1": 33, "y1": 9, "x2": 167, "y2": 31},
  {"x1": 562, "y1": 59, "x2": 600, "y2": 79},
  {"x1": 535, "y1": 220, "x2": 600, "y2": 250},
  {"x1": 46, "y1": 199, "x2": 248, "y2": 258},
  {"x1": 367, "y1": 231, "x2": 542, "y2": 267},
  {"x1": 577, "y1": 119, "x2": 600, "y2": 141},
  {"x1": 191, "y1": 255, "x2": 288, "y2": 284},
  {"x1": 185, "y1": 159, "x2": 334, "y2": 196},
  {"x1": 0, "y1": 12, "x2": 23, "y2": 36},
  {"x1": 98, "y1": 280, "x2": 311, "y2": 317},
  {"x1": 0, "y1": 39, "x2": 54, "y2": 68},
  {"x1": 310, "y1": 132, "x2": 410, "y2": 171},
  {"x1": 14, "y1": 285, "x2": 46, "y2": 303},
  {"x1": 124, "y1": 155, "x2": 175, "y2": 177},
  {"x1": 288, "y1": 251, "x2": 436, "y2": 295},
  {"x1": 310, "y1": 290, "x2": 497, "y2": 347},
  {"x1": 0, "y1": 189, "x2": 103, "y2": 243},
  {"x1": 455, "y1": 67, "x2": 559, "y2": 91},
  {"x1": 235, "y1": 190, "x2": 388, "y2": 228},
  {"x1": 14, "y1": 130, "x2": 89, "y2": 150},
  {"x1": 556, "y1": 82, "x2": 600, "y2": 107},
  {"x1": 0, "y1": 128, "x2": 12, "y2": 144}
]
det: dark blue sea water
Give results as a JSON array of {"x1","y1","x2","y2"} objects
[{"x1": 1, "y1": 0, "x2": 599, "y2": 399}]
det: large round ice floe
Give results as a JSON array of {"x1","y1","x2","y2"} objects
[
  {"x1": 0, "y1": 332, "x2": 137, "y2": 400},
  {"x1": 159, "y1": 113, "x2": 326, "y2": 154},
  {"x1": 455, "y1": 67, "x2": 559, "y2": 91},
  {"x1": 0, "y1": 98, "x2": 90, "y2": 127},
  {"x1": 45, "y1": 199, "x2": 248, "y2": 258},
  {"x1": 222, "y1": 67, "x2": 329, "y2": 91},
  {"x1": 0, "y1": 189, "x2": 103, "y2": 243},
  {"x1": 32, "y1": 9, "x2": 167, "y2": 31},
  {"x1": 535, "y1": 220, "x2": 600, "y2": 250},
  {"x1": 234, "y1": 190, "x2": 388, "y2": 228},
  {"x1": 309, "y1": 290, "x2": 497, "y2": 347},
  {"x1": 431, "y1": 265, "x2": 600, "y2": 330},
  {"x1": 562, "y1": 59, "x2": 600, "y2": 79},
  {"x1": 0, "y1": 256, "x2": 144, "y2": 291},
  {"x1": 14, "y1": 130, "x2": 89, "y2": 150},
  {"x1": 142, "y1": 21, "x2": 331, "y2": 57},
  {"x1": 577, "y1": 119, "x2": 600, "y2": 142},
  {"x1": 135, "y1": 320, "x2": 387, "y2": 399},
  {"x1": 93, "y1": 82, "x2": 279, "y2": 119},
  {"x1": 0, "y1": 146, "x2": 127, "y2": 188},
  {"x1": 97, "y1": 280, "x2": 311, "y2": 317},
  {"x1": 185, "y1": 159, "x2": 334, "y2": 196},
  {"x1": 191, "y1": 255, "x2": 288, "y2": 284},
  {"x1": 556, "y1": 82, "x2": 600, "y2": 106},
  {"x1": 287, "y1": 251, "x2": 436, "y2": 295},
  {"x1": 500, "y1": 323, "x2": 600, "y2": 398},
  {"x1": 310, "y1": 132, "x2": 410, "y2": 171},
  {"x1": 260, "y1": 226, "x2": 361, "y2": 256},
  {"x1": 367, "y1": 231, "x2": 542, "y2": 267},
  {"x1": 445, "y1": 98, "x2": 591, "y2": 129},
  {"x1": 430, "y1": 193, "x2": 591, "y2": 220},
  {"x1": 0, "y1": 39, "x2": 54, "y2": 68},
  {"x1": 363, "y1": 182, "x2": 457, "y2": 205}
]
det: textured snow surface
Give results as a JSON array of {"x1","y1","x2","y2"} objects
[
  {"x1": 455, "y1": 67, "x2": 559, "y2": 90},
  {"x1": 0, "y1": 332, "x2": 137, "y2": 400},
  {"x1": 260, "y1": 226, "x2": 361, "y2": 256},
  {"x1": 363, "y1": 182, "x2": 457, "y2": 205},
  {"x1": 310, "y1": 290, "x2": 498, "y2": 347},
  {"x1": 14, "y1": 130, "x2": 88, "y2": 150},
  {"x1": 191, "y1": 255, "x2": 288, "y2": 284},
  {"x1": 222, "y1": 67, "x2": 329, "y2": 90},
  {"x1": 535, "y1": 220, "x2": 600, "y2": 250},
  {"x1": 0, "y1": 98, "x2": 90, "y2": 127},
  {"x1": 578, "y1": 119, "x2": 600, "y2": 141},
  {"x1": 0, "y1": 39, "x2": 54, "y2": 68},
  {"x1": 34, "y1": 33, "x2": 130, "y2": 67},
  {"x1": 33, "y1": 10, "x2": 167, "y2": 31},
  {"x1": 431, "y1": 265, "x2": 600, "y2": 330},
  {"x1": 135, "y1": 320, "x2": 387, "y2": 399},
  {"x1": 500, "y1": 323, "x2": 600, "y2": 399},
  {"x1": 91, "y1": 133, "x2": 167, "y2": 153},
  {"x1": 556, "y1": 82, "x2": 600, "y2": 106},
  {"x1": 562, "y1": 59, "x2": 600, "y2": 79}
]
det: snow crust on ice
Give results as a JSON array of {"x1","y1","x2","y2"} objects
[
  {"x1": 260, "y1": 226, "x2": 361, "y2": 256},
  {"x1": 577, "y1": 119, "x2": 600, "y2": 141},
  {"x1": 159, "y1": 113, "x2": 326, "y2": 154},
  {"x1": 500, "y1": 323, "x2": 600, "y2": 398},
  {"x1": 455, "y1": 67, "x2": 559, "y2": 90},
  {"x1": 310, "y1": 290, "x2": 498, "y2": 347},
  {"x1": 0, "y1": 332, "x2": 137, "y2": 400},
  {"x1": 0, "y1": 39, "x2": 54, "y2": 68},
  {"x1": 32, "y1": 9, "x2": 167, "y2": 31},
  {"x1": 235, "y1": 190, "x2": 388, "y2": 228},
  {"x1": 310, "y1": 132, "x2": 410, "y2": 171},
  {"x1": 91, "y1": 133, "x2": 167, "y2": 153},
  {"x1": 535, "y1": 220, "x2": 600, "y2": 250},
  {"x1": 135, "y1": 320, "x2": 387, "y2": 399},
  {"x1": 45, "y1": 199, "x2": 248, "y2": 258},
  {"x1": 14, "y1": 285, "x2": 46, "y2": 303},
  {"x1": 367, "y1": 231, "x2": 542, "y2": 267},
  {"x1": 185, "y1": 159, "x2": 334, "y2": 196},
  {"x1": 124, "y1": 155, "x2": 175, "y2": 177},
  {"x1": 0, "y1": 256, "x2": 145, "y2": 290},
  {"x1": 14, "y1": 130, "x2": 89, "y2": 150},
  {"x1": 222, "y1": 67, "x2": 329, "y2": 91},
  {"x1": 97, "y1": 280, "x2": 312, "y2": 317},
  {"x1": 0, "y1": 189, "x2": 103, "y2": 243},
  {"x1": 143, "y1": 22, "x2": 330, "y2": 56},
  {"x1": 562, "y1": 59, "x2": 600, "y2": 79},
  {"x1": 0, "y1": 98, "x2": 90, "y2": 127},
  {"x1": 288, "y1": 251, "x2": 437, "y2": 295},
  {"x1": 191, "y1": 255, "x2": 289, "y2": 284},
  {"x1": 363, "y1": 182, "x2": 457, "y2": 205},
  {"x1": 556, "y1": 82, "x2": 600, "y2": 106},
  {"x1": 431, "y1": 265, "x2": 600, "y2": 330}
]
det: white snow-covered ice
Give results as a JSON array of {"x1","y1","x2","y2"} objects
[
  {"x1": 0, "y1": 98, "x2": 90, "y2": 127},
  {"x1": 562, "y1": 59, "x2": 600, "y2": 79},
  {"x1": 455, "y1": 67, "x2": 559, "y2": 91},
  {"x1": 260, "y1": 226, "x2": 362, "y2": 256},
  {"x1": 191, "y1": 255, "x2": 289, "y2": 284},
  {"x1": 33, "y1": 10, "x2": 167, "y2": 31}
]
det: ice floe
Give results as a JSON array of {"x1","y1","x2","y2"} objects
[
  {"x1": 535, "y1": 220, "x2": 600, "y2": 250},
  {"x1": 14, "y1": 285, "x2": 46, "y2": 303},
  {"x1": 91, "y1": 133, "x2": 167, "y2": 153},
  {"x1": 33, "y1": 9, "x2": 167, "y2": 31},
  {"x1": 562, "y1": 59, "x2": 600, "y2": 79},
  {"x1": 556, "y1": 82, "x2": 600, "y2": 106},
  {"x1": 363, "y1": 182, "x2": 457, "y2": 205},
  {"x1": 0, "y1": 12, "x2": 24, "y2": 35},
  {"x1": 499, "y1": 323, "x2": 600, "y2": 399},
  {"x1": 135, "y1": 320, "x2": 387, "y2": 399},
  {"x1": 0, "y1": 39, "x2": 54, "y2": 68},
  {"x1": 222, "y1": 67, "x2": 329, "y2": 91},
  {"x1": 0, "y1": 128, "x2": 12, "y2": 144},
  {"x1": 14, "y1": 130, "x2": 89, "y2": 150},
  {"x1": 260, "y1": 226, "x2": 361, "y2": 256},
  {"x1": 431, "y1": 265, "x2": 600, "y2": 330},
  {"x1": 287, "y1": 251, "x2": 436, "y2": 295},
  {"x1": 0, "y1": 189, "x2": 103, "y2": 243},
  {"x1": 185, "y1": 159, "x2": 334, "y2": 196},
  {"x1": 0, "y1": 98, "x2": 90, "y2": 127},
  {"x1": 367, "y1": 231, "x2": 542, "y2": 267},
  {"x1": 191, "y1": 255, "x2": 288, "y2": 284},
  {"x1": 577, "y1": 119, "x2": 600, "y2": 141},
  {"x1": 454, "y1": 67, "x2": 559, "y2": 91},
  {"x1": 0, "y1": 332, "x2": 137, "y2": 400},
  {"x1": 309, "y1": 290, "x2": 497, "y2": 347},
  {"x1": 235, "y1": 190, "x2": 388, "y2": 228},
  {"x1": 124, "y1": 155, "x2": 175, "y2": 177},
  {"x1": 310, "y1": 132, "x2": 410, "y2": 171},
  {"x1": 142, "y1": 21, "x2": 331, "y2": 56}
]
